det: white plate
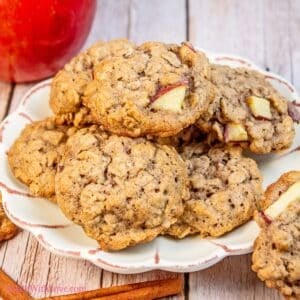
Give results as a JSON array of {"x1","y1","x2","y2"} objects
[{"x1": 0, "y1": 53, "x2": 299, "y2": 274}]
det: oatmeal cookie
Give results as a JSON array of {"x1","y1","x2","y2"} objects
[
  {"x1": 50, "y1": 39, "x2": 135, "y2": 126},
  {"x1": 0, "y1": 193, "x2": 19, "y2": 241},
  {"x1": 55, "y1": 126, "x2": 188, "y2": 251},
  {"x1": 196, "y1": 64, "x2": 295, "y2": 154},
  {"x1": 8, "y1": 119, "x2": 73, "y2": 202},
  {"x1": 166, "y1": 145, "x2": 263, "y2": 238},
  {"x1": 84, "y1": 42, "x2": 213, "y2": 137},
  {"x1": 252, "y1": 172, "x2": 300, "y2": 299}
]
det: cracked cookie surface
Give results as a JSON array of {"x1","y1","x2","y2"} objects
[
  {"x1": 55, "y1": 126, "x2": 188, "y2": 251},
  {"x1": 50, "y1": 39, "x2": 135, "y2": 126},
  {"x1": 166, "y1": 144, "x2": 263, "y2": 238},
  {"x1": 0, "y1": 193, "x2": 19, "y2": 242},
  {"x1": 84, "y1": 42, "x2": 213, "y2": 137},
  {"x1": 146, "y1": 125, "x2": 204, "y2": 148},
  {"x1": 8, "y1": 119, "x2": 73, "y2": 202},
  {"x1": 252, "y1": 172, "x2": 300, "y2": 299},
  {"x1": 196, "y1": 64, "x2": 295, "y2": 154}
]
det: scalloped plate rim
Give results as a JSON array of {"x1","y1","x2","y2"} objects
[{"x1": 0, "y1": 50, "x2": 298, "y2": 274}]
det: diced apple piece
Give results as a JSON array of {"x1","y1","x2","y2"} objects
[
  {"x1": 247, "y1": 96, "x2": 272, "y2": 120},
  {"x1": 224, "y1": 123, "x2": 248, "y2": 142},
  {"x1": 288, "y1": 101, "x2": 300, "y2": 123},
  {"x1": 151, "y1": 84, "x2": 187, "y2": 113},
  {"x1": 265, "y1": 181, "x2": 300, "y2": 220}
]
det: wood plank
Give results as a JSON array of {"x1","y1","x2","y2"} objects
[
  {"x1": 289, "y1": 0, "x2": 300, "y2": 91},
  {"x1": 0, "y1": 82, "x2": 12, "y2": 120},
  {"x1": 0, "y1": 240, "x2": 7, "y2": 266},
  {"x1": 42, "y1": 258, "x2": 102, "y2": 298},
  {"x1": 1, "y1": 231, "x2": 32, "y2": 285},
  {"x1": 188, "y1": 0, "x2": 265, "y2": 66},
  {"x1": 14, "y1": 234, "x2": 50, "y2": 298},
  {"x1": 189, "y1": 255, "x2": 281, "y2": 300},
  {"x1": 291, "y1": 52, "x2": 300, "y2": 93},
  {"x1": 84, "y1": 0, "x2": 130, "y2": 47},
  {"x1": 129, "y1": 0, "x2": 186, "y2": 44},
  {"x1": 263, "y1": 0, "x2": 291, "y2": 79}
]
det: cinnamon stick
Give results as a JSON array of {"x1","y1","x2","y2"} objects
[
  {"x1": 40, "y1": 277, "x2": 183, "y2": 300},
  {"x1": 0, "y1": 268, "x2": 32, "y2": 300},
  {"x1": 95, "y1": 277, "x2": 183, "y2": 300}
]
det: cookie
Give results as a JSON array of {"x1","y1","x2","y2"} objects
[
  {"x1": 55, "y1": 126, "x2": 188, "y2": 251},
  {"x1": 8, "y1": 119, "x2": 73, "y2": 202},
  {"x1": 84, "y1": 42, "x2": 213, "y2": 137},
  {"x1": 252, "y1": 172, "x2": 300, "y2": 299},
  {"x1": 0, "y1": 193, "x2": 19, "y2": 242},
  {"x1": 166, "y1": 144, "x2": 263, "y2": 238},
  {"x1": 196, "y1": 64, "x2": 295, "y2": 154},
  {"x1": 50, "y1": 39, "x2": 135, "y2": 126}
]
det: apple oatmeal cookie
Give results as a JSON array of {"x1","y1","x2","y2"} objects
[
  {"x1": 84, "y1": 42, "x2": 214, "y2": 137},
  {"x1": 252, "y1": 171, "x2": 300, "y2": 300},
  {"x1": 50, "y1": 39, "x2": 135, "y2": 126},
  {"x1": 196, "y1": 64, "x2": 295, "y2": 154}
]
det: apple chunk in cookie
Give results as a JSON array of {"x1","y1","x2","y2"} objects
[
  {"x1": 84, "y1": 41, "x2": 213, "y2": 137},
  {"x1": 247, "y1": 96, "x2": 272, "y2": 120},
  {"x1": 257, "y1": 171, "x2": 300, "y2": 220},
  {"x1": 265, "y1": 181, "x2": 300, "y2": 220},
  {"x1": 224, "y1": 123, "x2": 248, "y2": 143},
  {"x1": 151, "y1": 82, "x2": 188, "y2": 113},
  {"x1": 252, "y1": 171, "x2": 300, "y2": 299}
]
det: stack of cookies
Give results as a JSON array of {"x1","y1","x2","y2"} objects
[{"x1": 8, "y1": 40, "x2": 296, "y2": 252}]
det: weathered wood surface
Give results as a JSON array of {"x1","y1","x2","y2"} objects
[{"x1": 1, "y1": 0, "x2": 298, "y2": 299}]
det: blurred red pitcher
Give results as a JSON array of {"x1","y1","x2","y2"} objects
[{"x1": 0, "y1": 0, "x2": 96, "y2": 83}]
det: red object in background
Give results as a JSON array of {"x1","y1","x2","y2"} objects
[{"x1": 0, "y1": 0, "x2": 96, "y2": 83}]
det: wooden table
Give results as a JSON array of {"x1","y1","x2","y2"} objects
[{"x1": 1, "y1": 1, "x2": 299, "y2": 299}]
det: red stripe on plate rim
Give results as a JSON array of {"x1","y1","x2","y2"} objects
[
  {"x1": 214, "y1": 56, "x2": 252, "y2": 67},
  {"x1": 21, "y1": 81, "x2": 51, "y2": 106},
  {"x1": 3, "y1": 200, "x2": 70, "y2": 229},
  {"x1": 265, "y1": 74, "x2": 295, "y2": 93},
  {"x1": 37, "y1": 233, "x2": 81, "y2": 257}
]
